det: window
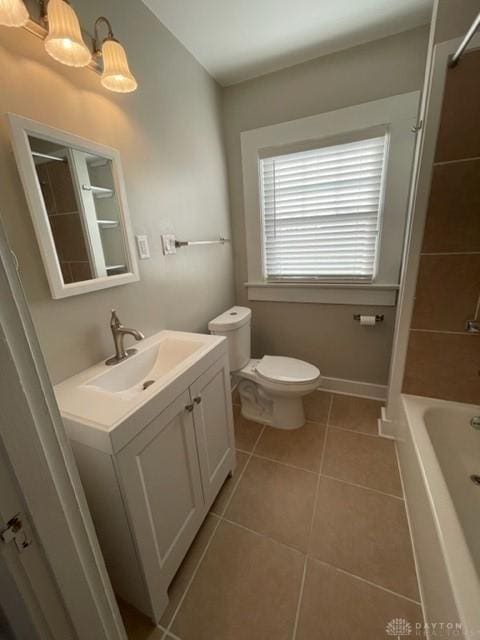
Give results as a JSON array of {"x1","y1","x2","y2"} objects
[
  {"x1": 260, "y1": 134, "x2": 388, "y2": 282},
  {"x1": 241, "y1": 92, "x2": 420, "y2": 305}
]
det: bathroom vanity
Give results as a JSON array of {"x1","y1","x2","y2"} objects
[{"x1": 54, "y1": 330, "x2": 236, "y2": 623}]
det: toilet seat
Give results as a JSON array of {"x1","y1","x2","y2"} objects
[{"x1": 255, "y1": 355, "x2": 320, "y2": 385}]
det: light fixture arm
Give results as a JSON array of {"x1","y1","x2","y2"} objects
[{"x1": 93, "y1": 16, "x2": 115, "y2": 54}]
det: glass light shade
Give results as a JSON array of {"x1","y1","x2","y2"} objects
[
  {"x1": 101, "y1": 39, "x2": 137, "y2": 93},
  {"x1": 44, "y1": 0, "x2": 91, "y2": 67},
  {"x1": 0, "y1": 0, "x2": 29, "y2": 27}
]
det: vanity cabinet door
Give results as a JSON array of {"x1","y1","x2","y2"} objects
[
  {"x1": 116, "y1": 390, "x2": 205, "y2": 620},
  {"x1": 190, "y1": 357, "x2": 236, "y2": 507}
]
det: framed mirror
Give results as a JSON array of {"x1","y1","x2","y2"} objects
[{"x1": 7, "y1": 114, "x2": 139, "y2": 299}]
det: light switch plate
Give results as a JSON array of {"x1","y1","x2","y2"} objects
[
  {"x1": 136, "y1": 235, "x2": 150, "y2": 260},
  {"x1": 161, "y1": 234, "x2": 177, "y2": 255}
]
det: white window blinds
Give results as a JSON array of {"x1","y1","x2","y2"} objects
[{"x1": 260, "y1": 134, "x2": 388, "y2": 281}]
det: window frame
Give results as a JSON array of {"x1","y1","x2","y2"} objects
[{"x1": 240, "y1": 92, "x2": 420, "y2": 305}]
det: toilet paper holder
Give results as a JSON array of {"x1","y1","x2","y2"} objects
[{"x1": 353, "y1": 314, "x2": 384, "y2": 323}]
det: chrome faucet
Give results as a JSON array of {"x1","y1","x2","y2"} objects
[{"x1": 105, "y1": 310, "x2": 145, "y2": 365}]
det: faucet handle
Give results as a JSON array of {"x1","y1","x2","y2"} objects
[{"x1": 110, "y1": 309, "x2": 121, "y2": 329}]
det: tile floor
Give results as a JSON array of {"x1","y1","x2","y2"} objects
[{"x1": 120, "y1": 391, "x2": 423, "y2": 640}]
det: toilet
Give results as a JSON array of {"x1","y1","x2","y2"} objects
[{"x1": 209, "y1": 306, "x2": 321, "y2": 429}]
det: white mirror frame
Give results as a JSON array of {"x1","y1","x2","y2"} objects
[{"x1": 7, "y1": 113, "x2": 140, "y2": 299}]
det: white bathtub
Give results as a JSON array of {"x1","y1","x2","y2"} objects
[{"x1": 399, "y1": 395, "x2": 480, "y2": 639}]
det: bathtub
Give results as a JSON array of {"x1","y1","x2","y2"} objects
[{"x1": 399, "y1": 395, "x2": 480, "y2": 639}]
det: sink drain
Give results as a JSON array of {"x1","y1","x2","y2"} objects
[
  {"x1": 142, "y1": 380, "x2": 155, "y2": 391},
  {"x1": 470, "y1": 475, "x2": 480, "y2": 486}
]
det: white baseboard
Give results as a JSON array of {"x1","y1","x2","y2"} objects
[{"x1": 318, "y1": 376, "x2": 387, "y2": 401}]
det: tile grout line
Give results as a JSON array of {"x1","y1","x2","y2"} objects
[
  {"x1": 305, "y1": 416, "x2": 385, "y2": 439},
  {"x1": 291, "y1": 394, "x2": 334, "y2": 640},
  {"x1": 218, "y1": 424, "x2": 266, "y2": 518},
  {"x1": 213, "y1": 513, "x2": 423, "y2": 609},
  {"x1": 409, "y1": 328, "x2": 477, "y2": 336},
  {"x1": 326, "y1": 423, "x2": 386, "y2": 439},
  {"x1": 290, "y1": 558, "x2": 308, "y2": 640},
  {"x1": 420, "y1": 251, "x2": 480, "y2": 256},
  {"x1": 319, "y1": 473, "x2": 404, "y2": 501},
  {"x1": 164, "y1": 423, "x2": 266, "y2": 636},
  {"x1": 246, "y1": 440, "x2": 404, "y2": 499},
  {"x1": 162, "y1": 629, "x2": 182, "y2": 640},
  {"x1": 310, "y1": 556, "x2": 422, "y2": 606},
  {"x1": 164, "y1": 513, "x2": 223, "y2": 637},
  {"x1": 220, "y1": 515, "x2": 307, "y2": 555},
  {"x1": 250, "y1": 451, "x2": 320, "y2": 475},
  {"x1": 433, "y1": 155, "x2": 480, "y2": 167}
]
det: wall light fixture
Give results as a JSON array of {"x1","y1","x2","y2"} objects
[
  {"x1": 93, "y1": 17, "x2": 137, "y2": 93},
  {"x1": 1, "y1": 0, "x2": 138, "y2": 93},
  {"x1": 0, "y1": 0, "x2": 29, "y2": 27},
  {"x1": 43, "y1": 0, "x2": 91, "y2": 67}
]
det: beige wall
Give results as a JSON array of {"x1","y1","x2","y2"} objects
[
  {"x1": 434, "y1": 0, "x2": 479, "y2": 43},
  {"x1": 222, "y1": 27, "x2": 430, "y2": 385},
  {"x1": 0, "y1": 0, "x2": 234, "y2": 383}
]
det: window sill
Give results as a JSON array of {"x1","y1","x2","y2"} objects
[{"x1": 245, "y1": 281, "x2": 399, "y2": 306}]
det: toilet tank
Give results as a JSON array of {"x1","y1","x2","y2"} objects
[{"x1": 208, "y1": 306, "x2": 251, "y2": 371}]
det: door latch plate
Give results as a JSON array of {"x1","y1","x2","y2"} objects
[{"x1": 1, "y1": 513, "x2": 31, "y2": 552}]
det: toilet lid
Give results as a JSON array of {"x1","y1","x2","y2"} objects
[{"x1": 256, "y1": 356, "x2": 320, "y2": 384}]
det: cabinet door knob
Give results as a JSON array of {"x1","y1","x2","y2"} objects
[
  {"x1": 185, "y1": 403, "x2": 194, "y2": 412},
  {"x1": 194, "y1": 396, "x2": 202, "y2": 404}
]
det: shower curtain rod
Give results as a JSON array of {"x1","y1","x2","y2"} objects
[{"x1": 449, "y1": 12, "x2": 480, "y2": 67}]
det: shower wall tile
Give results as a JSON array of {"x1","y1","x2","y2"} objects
[
  {"x1": 435, "y1": 49, "x2": 480, "y2": 163},
  {"x1": 403, "y1": 331, "x2": 480, "y2": 404},
  {"x1": 421, "y1": 160, "x2": 480, "y2": 253},
  {"x1": 411, "y1": 254, "x2": 480, "y2": 332},
  {"x1": 403, "y1": 48, "x2": 480, "y2": 405}
]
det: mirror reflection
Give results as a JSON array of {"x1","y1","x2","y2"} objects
[{"x1": 29, "y1": 136, "x2": 129, "y2": 285}]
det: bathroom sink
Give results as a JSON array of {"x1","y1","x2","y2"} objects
[
  {"x1": 84, "y1": 334, "x2": 205, "y2": 395},
  {"x1": 54, "y1": 330, "x2": 226, "y2": 449}
]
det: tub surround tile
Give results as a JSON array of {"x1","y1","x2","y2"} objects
[
  {"x1": 232, "y1": 405, "x2": 263, "y2": 452},
  {"x1": 171, "y1": 520, "x2": 304, "y2": 640},
  {"x1": 210, "y1": 451, "x2": 249, "y2": 516},
  {"x1": 322, "y1": 427, "x2": 402, "y2": 497},
  {"x1": 403, "y1": 331, "x2": 480, "y2": 405},
  {"x1": 309, "y1": 478, "x2": 419, "y2": 601},
  {"x1": 435, "y1": 49, "x2": 480, "y2": 163},
  {"x1": 225, "y1": 455, "x2": 317, "y2": 551},
  {"x1": 254, "y1": 421, "x2": 326, "y2": 472},
  {"x1": 421, "y1": 160, "x2": 480, "y2": 253},
  {"x1": 304, "y1": 390, "x2": 331, "y2": 423},
  {"x1": 411, "y1": 254, "x2": 480, "y2": 332},
  {"x1": 160, "y1": 514, "x2": 218, "y2": 627},
  {"x1": 404, "y1": 49, "x2": 480, "y2": 406},
  {"x1": 296, "y1": 559, "x2": 423, "y2": 640},
  {"x1": 329, "y1": 394, "x2": 382, "y2": 435}
]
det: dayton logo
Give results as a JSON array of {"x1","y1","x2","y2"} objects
[{"x1": 386, "y1": 618, "x2": 412, "y2": 638}]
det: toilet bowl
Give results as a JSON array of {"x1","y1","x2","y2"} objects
[{"x1": 209, "y1": 306, "x2": 321, "y2": 430}]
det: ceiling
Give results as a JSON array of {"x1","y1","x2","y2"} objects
[{"x1": 142, "y1": 0, "x2": 432, "y2": 86}]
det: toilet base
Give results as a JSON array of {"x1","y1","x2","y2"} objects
[
  {"x1": 238, "y1": 379, "x2": 306, "y2": 430},
  {"x1": 272, "y1": 395, "x2": 306, "y2": 430}
]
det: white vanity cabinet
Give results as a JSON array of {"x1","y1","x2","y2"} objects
[{"x1": 56, "y1": 333, "x2": 235, "y2": 623}]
